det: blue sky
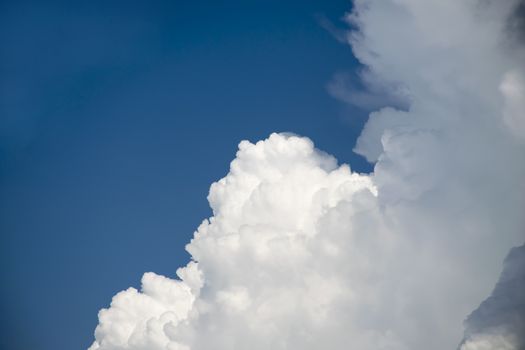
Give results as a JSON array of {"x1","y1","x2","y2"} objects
[{"x1": 0, "y1": 1, "x2": 371, "y2": 349}]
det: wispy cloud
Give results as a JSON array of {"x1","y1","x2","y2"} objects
[{"x1": 315, "y1": 13, "x2": 348, "y2": 44}]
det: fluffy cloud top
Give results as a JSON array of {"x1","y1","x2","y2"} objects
[{"x1": 89, "y1": 1, "x2": 525, "y2": 349}]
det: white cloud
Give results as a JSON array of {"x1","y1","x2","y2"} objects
[
  {"x1": 89, "y1": 268, "x2": 199, "y2": 350},
  {"x1": 89, "y1": 1, "x2": 525, "y2": 349}
]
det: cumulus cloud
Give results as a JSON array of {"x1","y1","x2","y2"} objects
[{"x1": 89, "y1": 1, "x2": 525, "y2": 349}]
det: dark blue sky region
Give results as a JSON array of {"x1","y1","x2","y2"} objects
[{"x1": 0, "y1": 1, "x2": 370, "y2": 349}]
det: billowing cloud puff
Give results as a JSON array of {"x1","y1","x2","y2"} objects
[
  {"x1": 91, "y1": 133, "x2": 384, "y2": 350},
  {"x1": 89, "y1": 1, "x2": 525, "y2": 349},
  {"x1": 90, "y1": 267, "x2": 200, "y2": 350}
]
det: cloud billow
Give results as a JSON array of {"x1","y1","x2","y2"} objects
[{"x1": 89, "y1": 1, "x2": 525, "y2": 349}]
